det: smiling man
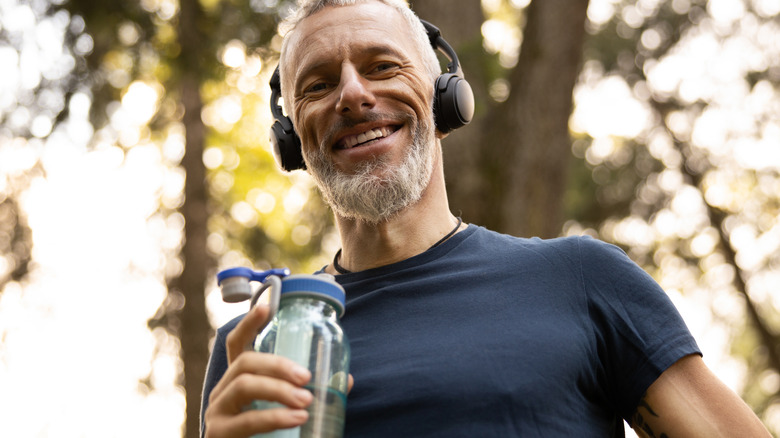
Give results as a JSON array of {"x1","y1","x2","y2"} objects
[
  {"x1": 200, "y1": 1, "x2": 772, "y2": 437},
  {"x1": 281, "y1": 0, "x2": 457, "y2": 264}
]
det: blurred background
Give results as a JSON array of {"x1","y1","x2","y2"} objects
[{"x1": 0, "y1": 0, "x2": 778, "y2": 436}]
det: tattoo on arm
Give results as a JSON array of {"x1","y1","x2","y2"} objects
[{"x1": 630, "y1": 395, "x2": 669, "y2": 438}]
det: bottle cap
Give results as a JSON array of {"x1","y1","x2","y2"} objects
[
  {"x1": 280, "y1": 274, "x2": 346, "y2": 317},
  {"x1": 217, "y1": 267, "x2": 291, "y2": 303}
]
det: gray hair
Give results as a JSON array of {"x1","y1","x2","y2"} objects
[{"x1": 277, "y1": 0, "x2": 441, "y2": 118}]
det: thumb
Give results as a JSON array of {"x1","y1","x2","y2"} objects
[{"x1": 225, "y1": 304, "x2": 271, "y2": 364}]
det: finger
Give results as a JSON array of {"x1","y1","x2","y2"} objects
[
  {"x1": 206, "y1": 374, "x2": 313, "y2": 438},
  {"x1": 218, "y1": 373, "x2": 314, "y2": 413},
  {"x1": 209, "y1": 352, "x2": 311, "y2": 405},
  {"x1": 205, "y1": 405, "x2": 309, "y2": 438},
  {"x1": 348, "y1": 374, "x2": 354, "y2": 394},
  {"x1": 226, "y1": 304, "x2": 271, "y2": 364}
]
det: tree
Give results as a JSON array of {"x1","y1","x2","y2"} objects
[
  {"x1": 572, "y1": 0, "x2": 780, "y2": 431},
  {"x1": 411, "y1": 0, "x2": 590, "y2": 239},
  {"x1": 57, "y1": 0, "x2": 327, "y2": 435},
  {"x1": 171, "y1": 1, "x2": 212, "y2": 435},
  {"x1": 0, "y1": 0, "x2": 77, "y2": 297},
  {"x1": 6, "y1": 0, "x2": 777, "y2": 435}
]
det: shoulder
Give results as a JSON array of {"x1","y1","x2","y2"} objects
[
  {"x1": 464, "y1": 225, "x2": 588, "y2": 253},
  {"x1": 468, "y1": 227, "x2": 616, "y2": 264},
  {"x1": 453, "y1": 228, "x2": 620, "y2": 282}
]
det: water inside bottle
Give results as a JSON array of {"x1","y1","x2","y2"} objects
[
  {"x1": 250, "y1": 386, "x2": 346, "y2": 438},
  {"x1": 301, "y1": 385, "x2": 346, "y2": 438}
]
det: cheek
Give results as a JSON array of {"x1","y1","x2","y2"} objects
[
  {"x1": 394, "y1": 72, "x2": 435, "y2": 119},
  {"x1": 293, "y1": 105, "x2": 322, "y2": 152}
]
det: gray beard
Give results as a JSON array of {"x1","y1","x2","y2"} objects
[{"x1": 304, "y1": 113, "x2": 435, "y2": 224}]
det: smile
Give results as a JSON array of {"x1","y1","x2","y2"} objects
[{"x1": 336, "y1": 126, "x2": 399, "y2": 149}]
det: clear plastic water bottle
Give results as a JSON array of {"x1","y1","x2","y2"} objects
[{"x1": 217, "y1": 269, "x2": 350, "y2": 438}]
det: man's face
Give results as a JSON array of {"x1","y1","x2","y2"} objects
[{"x1": 284, "y1": 2, "x2": 437, "y2": 223}]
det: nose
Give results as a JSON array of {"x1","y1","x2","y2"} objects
[{"x1": 335, "y1": 64, "x2": 375, "y2": 116}]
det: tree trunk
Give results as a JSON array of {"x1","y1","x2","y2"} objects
[
  {"x1": 411, "y1": 0, "x2": 590, "y2": 238},
  {"x1": 487, "y1": 0, "x2": 589, "y2": 238},
  {"x1": 176, "y1": 0, "x2": 213, "y2": 436}
]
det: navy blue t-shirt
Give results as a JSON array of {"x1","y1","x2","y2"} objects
[{"x1": 201, "y1": 225, "x2": 700, "y2": 437}]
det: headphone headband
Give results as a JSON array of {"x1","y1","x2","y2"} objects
[
  {"x1": 269, "y1": 17, "x2": 474, "y2": 172},
  {"x1": 420, "y1": 20, "x2": 461, "y2": 76}
]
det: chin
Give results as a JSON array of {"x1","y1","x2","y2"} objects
[{"x1": 307, "y1": 115, "x2": 437, "y2": 224}]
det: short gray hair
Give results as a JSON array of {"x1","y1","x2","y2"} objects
[{"x1": 277, "y1": 0, "x2": 441, "y2": 118}]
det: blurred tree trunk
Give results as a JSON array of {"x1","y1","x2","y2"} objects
[
  {"x1": 174, "y1": 0, "x2": 213, "y2": 436},
  {"x1": 412, "y1": 0, "x2": 590, "y2": 238},
  {"x1": 60, "y1": 2, "x2": 211, "y2": 437},
  {"x1": 0, "y1": 196, "x2": 33, "y2": 293}
]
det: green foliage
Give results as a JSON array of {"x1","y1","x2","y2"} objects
[
  {"x1": 568, "y1": 0, "x2": 780, "y2": 431},
  {"x1": 8, "y1": 0, "x2": 779, "y2": 434},
  {"x1": 186, "y1": 0, "x2": 334, "y2": 276},
  {"x1": 60, "y1": 0, "x2": 333, "y2": 277},
  {"x1": 199, "y1": 59, "x2": 334, "y2": 275}
]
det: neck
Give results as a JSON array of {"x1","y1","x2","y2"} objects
[{"x1": 327, "y1": 151, "x2": 461, "y2": 274}]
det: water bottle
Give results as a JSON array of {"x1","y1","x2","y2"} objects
[{"x1": 217, "y1": 268, "x2": 350, "y2": 438}]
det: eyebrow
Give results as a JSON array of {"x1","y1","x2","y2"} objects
[{"x1": 294, "y1": 44, "x2": 409, "y2": 93}]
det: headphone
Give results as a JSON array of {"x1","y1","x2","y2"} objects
[{"x1": 269, "y1": 19, "x2": 474, "y2": 172}]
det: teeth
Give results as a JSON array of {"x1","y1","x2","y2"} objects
[{"x1": 344, "y1": 128, "x2": 387, "y2": 149}]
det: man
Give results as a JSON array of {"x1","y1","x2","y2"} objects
[{"x1": 201, "y1": 1, "x2": 772, "y2": 437}]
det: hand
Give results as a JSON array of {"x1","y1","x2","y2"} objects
[{"x1": 203, "y1": 304, "x2": 314, "y2": 438}]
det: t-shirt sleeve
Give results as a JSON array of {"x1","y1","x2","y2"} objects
[
  {"x1": 200, "y1": 315, "x2": 242, "y2": 438},
  {"x1": 577, "y1": 236, "x2": 701, "y2": 420}
]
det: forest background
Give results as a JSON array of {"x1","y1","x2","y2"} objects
[{"x1": 1, "y1": 0, "x2": 779, "y2": 437}]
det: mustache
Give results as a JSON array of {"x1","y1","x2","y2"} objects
[{"x1": 319, "y1": 111, "x2": 412, "y2": 151}]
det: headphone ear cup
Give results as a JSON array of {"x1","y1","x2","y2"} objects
[
  {"x1": 433, "y1": 73, "x2": 475, "y2": 134},
  {"x1": 270, "y1": 116, "x2": 305, "y2": 171}
]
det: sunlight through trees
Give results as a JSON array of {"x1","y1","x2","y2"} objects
[{"x1": 1, "y1": 0, "x2": 778, "y2": 436}]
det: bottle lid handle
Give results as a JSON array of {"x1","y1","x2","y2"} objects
[
  {"x1": 217, "y1": 267, "x2": 290, "y2": 329},
  {"x1": 249, "y1": 274, "x2": 283, "y2": 329}
]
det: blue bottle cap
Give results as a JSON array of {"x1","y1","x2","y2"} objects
[
  {"x1": 217, "y1": 267, "x2": 291, "y2": 303},
  {"x1": 217, "y1": 267, "x2": 291, "y2": 284},
  {"x1": 280, "y1": 274, "x2": 346, "y2": 317}
]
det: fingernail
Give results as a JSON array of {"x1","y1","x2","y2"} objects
[
  {"x1": 292, "y1": 365, "x2": 311, "y2": 383},
  {"x1": 290, "y1": 409, "x2": 309, "y2": 422},
  {"x1": 293, "y1": 388, "x2": 312, "y2": 404}
]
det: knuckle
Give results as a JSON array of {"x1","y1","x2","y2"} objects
[
  {"x1": 208, "y1": 389, "x2": 219, "y2": 404},
  {"x1": 203, "y1": 406, "x2": 215, "y2": 423},
  {"x1": 231, "y1": 374, "x2": 256, "y2": 394},
  {"x1": 203, "y1": 411, "x2": 230, "y2": 438},
  {"x1": 225, "y1": 329, "x2": 244, "y2": 350},
  {"x1": 228, "y1": 351, "x2": 256, "y2": 371}
]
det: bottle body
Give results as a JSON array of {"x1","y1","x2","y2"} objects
[{"x1": 252, "y1": 295, "x2": 350, "y2": 438}]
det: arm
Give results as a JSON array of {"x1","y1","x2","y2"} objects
[{"x1": 629, "y1": 354, "x2": 771, "y2": 438}]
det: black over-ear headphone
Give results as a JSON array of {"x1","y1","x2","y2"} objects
[{"x1": 269, "y1": 19, "x2": 474, "y2": 172}]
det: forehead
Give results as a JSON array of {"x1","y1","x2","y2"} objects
[{"x1": 284, "y1": 2, "x2": 421, "y2": 81}]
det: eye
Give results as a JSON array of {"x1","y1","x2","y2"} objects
[
  {"x1": 370, "y1": 61, "x2": 400, "y2": 75},
  {"x1": 304, "y1": 81, "x2": 330, "y2": 95}
]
